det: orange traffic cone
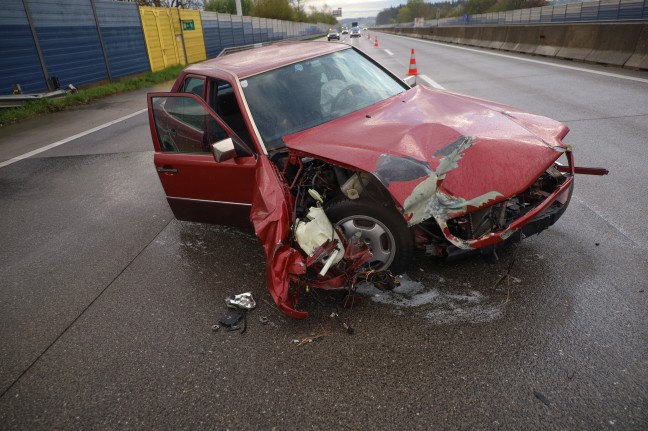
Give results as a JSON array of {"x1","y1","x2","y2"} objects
[
  {"x1": 407, "y1": 48, "x2": 418, "y2": 75},
  {"x1": 374, "y1": 36, "x2": 378, "y2": 47},
  {"x1": 367, "y1": 32, "x2": 371, "y2": 40}
]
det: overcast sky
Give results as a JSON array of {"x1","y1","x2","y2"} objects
[{"x1": 308, "y1": 0, "x2": 406, "y2": 19}]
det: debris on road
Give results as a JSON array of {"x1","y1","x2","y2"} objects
[
  {"x1": 219, "y1": 309, "x2": 243, "y2": 327},
  {"x1": 292, "y1": 332, "x2": 333, "y2": 346},
  {"x1": 215, "y1": 292, "x2": 257, "y2": 334},
  {"x1": 330, "y1": 312, "x2": 354, "y2": 335},
  {"x1": 226, "y1": 292, "x2": 256, "y2": 310},
  {"x1": 533, "y1": 390, "x2": 551, "y2": 406}
]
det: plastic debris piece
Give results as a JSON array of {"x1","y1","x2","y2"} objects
[
  {"x1": 226, "y1": 292, "x2": 256, "y2": 310},
  {"x1": 219, "y1": 309, "x2": 243, "y2": 327},
  {"x1": 259, "y1": 316, "x2": 269, "y2": 325},
  {"x1": 293, "y1": 332, "x2": 333, "y2": 346},
  {"x1": 330, "y1": 312, "x2": 354, "y2": 335},
  {"x1": 211, "y1": 324, "x2": 220, "y2": 332},
  {"x1": 533, "y1": 390, "x2": 550, "y2": 406},
  {"x1": 295, "y1": 206, "x2": 345, "y2": 273}
]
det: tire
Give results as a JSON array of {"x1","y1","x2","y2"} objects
[{"x1": 325, "y1": 198, "x2": 413, "y2": 274}]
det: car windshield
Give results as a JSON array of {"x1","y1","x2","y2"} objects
[{"x1": 240, "y1": 48, "x2": 407, "y2": 150}]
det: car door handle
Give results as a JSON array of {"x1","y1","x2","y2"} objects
[{"x1": 156, "y1": 166, "x2": 178, "y2": 173}]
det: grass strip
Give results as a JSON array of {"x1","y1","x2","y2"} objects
[{"x1": 0, "y1": 65, "x2": 185, "y2": 127}]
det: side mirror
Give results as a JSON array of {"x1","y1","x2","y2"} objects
[
  {"x1": 211, "y1": 138, "x2": 237, "y2": 163},
  {"x1": 403, "y1": 75, "x2": 417, "y2": 88}
]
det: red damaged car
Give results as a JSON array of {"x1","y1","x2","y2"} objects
[{"x1": 147, "y1": 41, "x2": 606, "y2": 318}]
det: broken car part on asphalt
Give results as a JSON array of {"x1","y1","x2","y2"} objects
[
  {"x1": 226, "y1": 292, "x2": 256, "y2": 310},
  {"x1": 147, "y1": 41, "x2": 608, "y2": 319}
]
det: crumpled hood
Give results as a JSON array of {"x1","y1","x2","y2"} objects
[{"x1": 283, "y1": 85, "x2": 569, "y2": 220}]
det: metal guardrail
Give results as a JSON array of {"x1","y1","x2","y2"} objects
[{"x1": 378, "y1": 0, "x2": 648, "y2": 28}]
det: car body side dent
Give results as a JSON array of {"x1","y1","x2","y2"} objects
[{"x1": 250, "y1": 156, "x2": 307, "y2": 318}]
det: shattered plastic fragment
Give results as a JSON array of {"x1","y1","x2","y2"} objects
[
  {"x1": 295, "y1": 206, "x2": 345, "y2": 272},
  {"x1": 226, "y1": 292, "x2": 257, "y2": 310},
  {"x1": 219, "y1": 309, "x2": 243, "y2": 327}
]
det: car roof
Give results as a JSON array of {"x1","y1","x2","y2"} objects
[{"x1": 183, "y1": 41, "x2": 350, "y2": 78}]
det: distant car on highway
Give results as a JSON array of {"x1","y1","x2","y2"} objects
[
  {"x1": 147, "y1": 41, "x2": 606, "y2": 318},
  {"x1": 350, "y1": 26, "x2": 361, "y2": 38},
  {"x1": 327, "y1": 30, "x2": 340, "y2": 41},
  {"x1": 341, "y1": 28, "x2": 348, "y2": 34}
]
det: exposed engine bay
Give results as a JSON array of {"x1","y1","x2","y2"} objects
[{"x1": 276, "y1": 152, "x2": 571, "y2": 259}]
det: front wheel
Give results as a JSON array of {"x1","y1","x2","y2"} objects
[{"x1": 325, "y1": 199, "x2": 413, "y2": 274}]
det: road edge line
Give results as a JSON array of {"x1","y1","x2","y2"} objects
[{"x1": 0, "y1": 108, "x2": 148, "y2": 169}]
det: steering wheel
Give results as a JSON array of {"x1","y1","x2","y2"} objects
[{"x1": 330, "y1": 84, "x2": 366, "y2": 113}]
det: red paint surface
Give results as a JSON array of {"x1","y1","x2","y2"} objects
[
  {"x1": 250, "y1": 156, "x2": 308, "y2": 318},
  {"x1": 284, "y1": 86, "x2": 569, "y2": 215}
]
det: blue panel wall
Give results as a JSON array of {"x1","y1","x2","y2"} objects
[
  {"x1": 217, "y1": 14, "x2": 234, "y2": 48},
  {"x1": 95, "y1": 0, "x2": 149, "y2": 79},
  {"x1": 232, "y1": 17, "x2": 245, "y2": 46},
  {"x1": 252, "y1": 17, "x2": 263, "y2": 43},
  {"x1": 30, "y1": 0, "x2": 108, "y2": 88},
  {"x1": 202, "y1": 12, "x2": 222, "y2": 58},
  {"x1": 581, "y1": 3, "x2": 600, "y2": 20},
  {"x1": 0, "y1": 0, "x2": 47, "y2": 94},
  {"x1": 260, "y1": 18, "x2": 269, "y2": 42},
  {"x1": 618, "y1": 0, "x2": 644, "y2": 18},
  {"x1": 243, "y1": 17, "x2": 253, "y2": 44}
]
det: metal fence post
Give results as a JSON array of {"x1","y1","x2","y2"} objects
[
  {"x1": 21, "y1": 0, "x2": 51, "y2": 91},
  {"x1": 89, "y1": 0, "x2": 112, "y2": 82}
]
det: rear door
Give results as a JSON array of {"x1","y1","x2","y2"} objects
[{"x1": 147, "y1": 92, "x2": 256, "y2": 227}]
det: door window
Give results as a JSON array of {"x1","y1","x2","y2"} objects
[
  {"x1": 151, "y1": 95, "x2": 228, "y2": 154},
  {"x1": 210, "y1": 79, "x2": 255, "y2": 152}
]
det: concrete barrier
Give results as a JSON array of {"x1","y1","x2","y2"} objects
[
  {"x1": 463, "y1": 27, "x2": 483, "y2": 47},
  {"x1": 480, "y1": 26, "x2": 507, "y2": 50},
  {"x1": 535, "y1": 25, "x2": 568, "y2": 57},
  {"x1": 436, "y1": 27, "x2": 457, "y2": 44},
  {"x1": 625, "y1": 23, "x2": 648, "y2": 70},
  {"x1": 585, "y1": 23, "x2": 644, "y2": 66},
  {"x1": 555, "y1": 24, "x2": 599, "y2": 61},
  {"x1": 506, "y1": 25, "x2": 542, "y2": 54},
  {"x1": 377, "y1": 22, "x2": 648, "y2": 71}
]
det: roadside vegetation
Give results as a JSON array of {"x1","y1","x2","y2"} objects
[
  {"x1": 376, "y1": 0, "x2": 547, "y2": 25},
  {"x1": 0, "y1": 65, "x2": 184, "y2": 127}
]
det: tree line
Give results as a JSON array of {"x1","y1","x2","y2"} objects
[
  {"x1": 376, "y1": 0, "x2": 547, "y2": 25},
  {"x1": 130, "y1": 0, "x2": 337, "y2": 24}
]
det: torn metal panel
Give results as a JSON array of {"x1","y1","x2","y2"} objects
[
  {"x1": 250, "y1": 157, "x2": 396, "y2": 318},
  {"x1": 250, "y1": 156, "x2": 307, "y2": 319}
]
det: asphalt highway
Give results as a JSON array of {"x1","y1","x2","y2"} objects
[{"x1": 0, "y1": 33, "x2": 647, "y2": 430}]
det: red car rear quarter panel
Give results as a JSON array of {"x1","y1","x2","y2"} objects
[{"x1": 284, "y1": 86, "x2": 567, "y2": 216}]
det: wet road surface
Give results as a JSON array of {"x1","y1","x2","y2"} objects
[{"x1": 1, "y1": 34, "x2": 647, "y2": 429}]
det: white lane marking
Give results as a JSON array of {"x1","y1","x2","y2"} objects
[
  {"x1": 384, "y1": 49, "x2": 394, "y2": 56},
  {"x1": 397, "y1": 35, "x2": 648, "y2": 85},
  {"x1": 419, "y1": 74, "x2": 445, "y2": 90},
  {"x1": 0, "y1": 108, "x2": 147, "y2": 168}
]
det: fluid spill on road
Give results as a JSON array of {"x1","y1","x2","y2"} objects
[{"x1": 356, "y1": 275, "x2": 504, "y2": 324}]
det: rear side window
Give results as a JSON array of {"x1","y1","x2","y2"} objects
[{"x1": 182, "y1": 77, "x2": 205, "y2": 98}]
